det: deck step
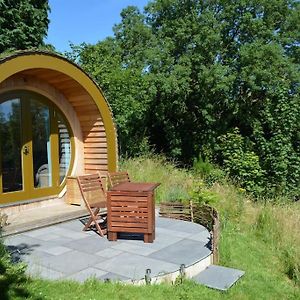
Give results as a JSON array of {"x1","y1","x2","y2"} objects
[
  {"x1": 192, "y1": 265, "x2": 245, "y2": 291},
  {"x1": 2, "y1": 209, "x2": 89, "y2": 237}
]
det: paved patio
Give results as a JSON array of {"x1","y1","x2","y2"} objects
[{"x1": 4, "y1": 215, "x2": 212, "y2": 283}]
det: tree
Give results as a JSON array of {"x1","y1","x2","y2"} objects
[
  {"x1": 73, "y1": 0, "x2": 300, "y2": 198},
  {"x1": 74, "y1": 7, "x2": 156, "y2": 156},
  {"x1": 0, "y1": 0, "x2": 50, "y2": 53}
]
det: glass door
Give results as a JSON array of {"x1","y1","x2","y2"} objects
[
  {"x1": 0, "y1": 91, "x2": 74, "y2": 205},
  {"x1": 0, "y1": 98, "x2": 24, "y2": 194}
]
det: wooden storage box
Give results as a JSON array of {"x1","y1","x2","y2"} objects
[
  {"x1": 107, "y1": 186, "x2": 157, "y2": 243},
  {"x1": 65, "y1": 176, "x2": 83, "y2": 206}
]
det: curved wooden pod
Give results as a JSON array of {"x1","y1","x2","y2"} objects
[{"x1": 0, "y1": 51, "x2": 117, "y2": 178}]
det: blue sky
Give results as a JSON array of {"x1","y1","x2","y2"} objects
[{"x1": 46, "y1": 0, "x2": 150, "y2": 52}]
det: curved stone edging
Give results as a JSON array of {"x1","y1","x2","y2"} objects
[{"x1": 127, "y1": 252, "x2": 212, "y2": 285}]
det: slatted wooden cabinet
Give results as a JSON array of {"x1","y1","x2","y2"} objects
[{"x1": 107, "y1": 182, "x2": 159, "y2": 243}]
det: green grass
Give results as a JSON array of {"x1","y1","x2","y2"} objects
[
  {"x1": 2, "y1": 155, "x2": 300, "y2": 299},
  {"x1": 120, "y1": 155, "x2": 192, "y2": 203}
]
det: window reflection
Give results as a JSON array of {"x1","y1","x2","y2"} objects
[
  {"x1": 58, "y1": 113, "x2": 71, "y2": 184},
  {"x1": 0, "y1": 99, "x2": 23, "y2": 192}
]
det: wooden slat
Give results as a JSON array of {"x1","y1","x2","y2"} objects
[
  {"x1": 110, "y1": 212, "x2": 148, "y2": 218},
  {"x1": 84, "y1": 148, "x2": 107, "y2": 154},
  {"x1": 71, "y1": 101, "x2": 96, "y2": 107},
  {"x1": 84, "y1": 137, "x2": 107, "y2": 143},
  {"x1": 110, "y1": 196, "x2": 148, "y2": 202},
  {"x1": 78, "y1": 115, "x2": 102, "y2": 121},
  {"x1": 111, "y1": 207, "x2": 148, "y2": 212},
  {"x1": 110, "y1": 217, "x2": 148, "y2": 223},
  {"x1": 81, "y1": 127, "x2": 105, "y2": 133},
  {"x1": 110, "y1": 197, "x2": 148, "y2": 202},
  {"x1": 85, "y1": 169, "x2": 108, "y2": 174},
  {"x1": 63, "y1": 90, "x2": 88, "y2": 97},
  {"x1": 81, "y1": 186, "x2": 103, "y2": 193},
  {"x1": 110, "y1": 203, "x2": 148, "y2": 209},
  {"x1": 60, "y1": 84, "x2": 86, "y2": 94},
  {"x1": 108, "y1": 172, "x2": 130, "y2": 187},
  {"x1": 52, "y1": 79, "x2": 78, "y2": 89},
  {"x1": 84, "y1": 143, "x2": 107, "y2": 149},
  {"x1": 84, "y1": 153, "x2": 107, "y2": 159},
  {"x1": 83, "y1": 131, "x2": 106, "y2": 138},
  {"x1": 74, "y1": 105, "x2": 98, "y2": 113},
  {"x1": 159, "y1": 202, "x2": 191, "y2": 221},
  {"x1": 109, "y1": 227, "x2": 148, "y2": 233},
  {"x1": 80, "y1": 120, "x2": 104, "y2": 126},
  {"x1": 110, "y1": 195, "x2": 148, "y2": 203},
  {"x1": 80, "y1": 180, "x2": 102, "y2": 188},
  {"x1": 69, "y1": 94, "x2": 92, "y2": 103},
  {"x1": 84, "y1": 159, "x2": 108, "y2": 165},
  {"x1": 45, "y1": 74, "x2": 72, "y2": 83},
  {"x1": 85, "y1": 164, "x2": 108, "y2": 170},
  {"x1": 109, "y1": 192, "x2": 149, "y2": 198},
  {"x1": 38, "y1": 72, "x2": 70, "y2": 82},
  {"x1": 110, "y1": 222, "x2": 148, "y2": 228}
]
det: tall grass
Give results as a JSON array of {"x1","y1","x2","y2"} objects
[
  {"x1": 211, "y1": 182, "x2": 300, "y2": 286},
  {"x1": 255, "y1": 203, "x2": 300, "y2": 284},
  {"x1": 120, "y1": 155, "x2": 192, "y2": 203}
]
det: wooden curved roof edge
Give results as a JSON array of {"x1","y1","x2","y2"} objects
[{"x1": 0, "y1": 49, "x2": 118, "y2": 172}]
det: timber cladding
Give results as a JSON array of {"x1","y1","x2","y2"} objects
[
  {"x1": 0, "y1": 51, "x2": 118, "y2": 177},
  {"x1": 0, "y1": 50, "x2": 117, "y2": 176}
]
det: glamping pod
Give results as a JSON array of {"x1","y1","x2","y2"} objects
[{"x1": 0, "y1": 51, "x2": 117, "y2": 206}]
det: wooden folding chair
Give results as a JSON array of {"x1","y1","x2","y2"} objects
[
  {"x1": 77, "y1": 174, "x2": 107, "y2": 237},
  {"x1": 108, "y1": 171, "x2": 130, "y2": 188}
]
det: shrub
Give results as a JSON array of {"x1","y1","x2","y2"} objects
[
  {"x1": 189, "y1": 180, "x2": 221, "y2": 206},
  {"x1": 0, "y1": 235, "x2": 29, "y2": 299},
  {"x1": 192, "y1": 156, "x2": 226, "y2": 186},
  {"x1": 217, "y1": 128, "x2": 265, "y2": 196}
]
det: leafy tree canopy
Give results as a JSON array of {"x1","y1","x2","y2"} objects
[
  {"x1": 70, "y1": 0, "x2": 300, "y2": 198},
  {"x1": 0, "y1": 0, "x2": 50, "y2": 53}
]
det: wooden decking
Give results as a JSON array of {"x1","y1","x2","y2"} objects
[{"x1": 1, "y1": 201, "x2": 89, "y2": 237}]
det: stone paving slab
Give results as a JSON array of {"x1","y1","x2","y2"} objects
[
  {"x1": 111, "y1": 242, "x2": 158, "y2": 256},
  {"x1": 95, "y1": 252, "x2": 179, "y2": 281},
  {"x1": 193, "y1": 265, "x2": 245, "y2": 291},
  {"x1": 4, "y1": 216, "x2": 212, "y2": 283},
  {"x1": 168, "y1": 220, "x2": 208, "y2": 234},
  {"x1": 187, "y1": 230, "x2": 211, "y2": 243},
  {"x1": 155, "y1": 227, "x2": 192, "y2": 239},
  {"x1": 149, "y1": 239, "x2": 211, "y2": 266},
  {"x1": 26, "y1": 263, "x2": 64, "y2": 280},
  {"x1": 64, "y1": 236, "x2": 111, "y2": 254}
]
